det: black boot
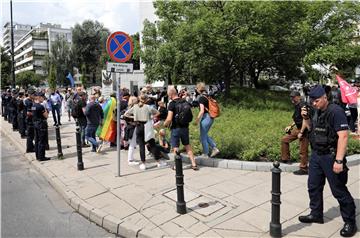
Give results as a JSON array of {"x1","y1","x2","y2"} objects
[
  {"x1": 340, "y1": 223, "x2": 357, "y2": 237},
  {"x1": 298, "y1": 214, "x2": 324, "y2": 224}
]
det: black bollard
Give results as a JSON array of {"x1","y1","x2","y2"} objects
[
  {"x1": 175, "y1": 151, "x2": 186, "y2": 214},
  {"x1": 75, "y1": 121, "x2": 84, "y2": 170},
  {"x1": 55, "y1": 125, "x2": 63, "y2": 159},
  {"x1": 270, "y1": 161, "x2": 282, "y2": 237}
]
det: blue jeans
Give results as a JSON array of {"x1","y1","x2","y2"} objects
[
  {"x1": 85, "y1": 125, "x2": 98, "y2": 150},
  {"x1": 200, "y1": 113, "x2": 216, "y2": 155}
]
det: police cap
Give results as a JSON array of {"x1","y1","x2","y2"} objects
[{"x1": 309, "y1": 85, "x2": 326, "y2": 100}]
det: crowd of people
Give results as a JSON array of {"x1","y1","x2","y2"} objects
[{"x1": 0, "y1": 82, "x2": 222, "y2": 170}]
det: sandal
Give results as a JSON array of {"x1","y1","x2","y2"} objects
[{"x1": 191, "y1": 165, "x2": 199, "y2": 171}]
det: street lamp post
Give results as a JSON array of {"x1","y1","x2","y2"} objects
[{"x1": 10, "y1": 0, "x2": 16, "y2": 88}]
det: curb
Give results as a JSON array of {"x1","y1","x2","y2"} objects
[{"x1": 179, "y1": 153, "x2": 360, "y2": 172}]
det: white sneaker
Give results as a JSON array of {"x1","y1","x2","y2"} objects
[
  {"x1": 96, "y1": 143, "x2": 103, "y2": 153},
  {"x1": 157, "y1": 161, "x2": 167, "y2": 168},
  {"x1": 139, "y1": 163, "x2": 146, "y2": 170},
  {"x1": 198, "y1": 154, "x2": 209, "y2": 159},
  {"x1": 128, "y1": 161, "x2": 139, "y2": 166},
  {"x1": 210, "y1": 148, "x2": 220, "y2": 158}
]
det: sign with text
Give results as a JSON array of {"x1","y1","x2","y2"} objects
[
  {"x1": 106, "y1": 62, "x2": 133, "y2": 73},
  {"x1": 101, "y1": 70, "x2": 113, "y2": 98}
]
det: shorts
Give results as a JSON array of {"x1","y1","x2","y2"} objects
[{"x1": 170, "y1": 127, "x2": 190, "y2": 148}]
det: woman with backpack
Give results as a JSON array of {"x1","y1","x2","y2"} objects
[{"x1": 194, "y1": 82, "x2": 220, "y2": 158}]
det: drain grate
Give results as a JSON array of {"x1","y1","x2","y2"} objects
[{"x1": 198, "y1": 202, "x2": 209, "y2": 208}]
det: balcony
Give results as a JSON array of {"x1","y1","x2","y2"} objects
[
  {"x1": 15, "y1": 64, "x2": 34, "y2": 75},
  {"x1": 15, "y1": 55, "x2": 33, "y2": 67},
  {"x1": 14, "y1": 46, "x2": 33, "y2": 60}
]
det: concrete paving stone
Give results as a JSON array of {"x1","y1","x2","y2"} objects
[
  {"x1": 159, "y1": 221, "x2": 185, "y2": 237},
  {"x1": 200, "y1": 186, "x2": 229, "y2": 199},
  {"x1": 89, "y1": 208, "x2": 108, "y2": 227},
  {"x1": 323, "y1": 197, "x2": 342, "y2": 220},
  {"x1": 111, "y1": 184, "x2": 154, "y2": 210},
  {"x1": 93, "y1": 173, "x2": 132, "y2": 190},
  {"x1": 141, "y1": 202, "x2": 180, "y2": 226},
  {"x1": 117, "y1": 222, "x2": 142, "y2": 238},
  {"x1": 227, "y1": 160, "x2": 243, "y2": 170},
  {"x1": 63, "y1": 176, "x2": 94, "y2": 189},
  {"x1": 140, "y1": 227, "x2": 168, "y2": 238},
  {"x1": 214, "y1": 211, "x2": 264, "y2": 233},
  {"x1": 140, "y1": 194, "x2": 170, "y2": 210},
  {"x1": 101, "y1": 199, "x2": 137, "y2": 220},
  {"x1": 78, "y1": 201, "x2": 95, "y2": 219},
  {"x1": 230, "y1": 174, "x2": 268, "y2": 188},
  {"x1": 73, "y1": 182, "x2": 108, "y2": 200},
  {"x1": 102, "y1": 214, "x2": 121, "y2": 234},
  {"x1": 207, "y1": 180, "x2": 252, "y2": 196},
  {"x1": 197, "y1": 229, "x2": 222, "y2": 237},
  {"x1": 281, "y1": 187, "x2": 310, "y2": 209},
  {"x1": 172, "y1": 213, "x2": 199, "y2": 229},
  {"x1": 86, "y1": 192, "x2": 119, "y2": 209},
  {"x1": 233, "y1": 184, "x2": 271, "y2": 206},
  {"x1": 163, "y1": 188, "x2": 201, "y2": 203},
  {"x1": 34, "y1": 162, "x2": 56, "y2": 180},
  {"x1": 238, "y1": 206, "x2": 271, "y2": 232},
  {"x1": 187, "y1": 196, "x2": 226, "y2": 217},
  {"x1": 187, "y1": 221, "x2": 211, "y2": 236},
  {"x1": 69, "y1": 197, "x2": 82, "y2": 211},
  {"x1": 136, "y1": 176, "x2": 175, "y2": 195},
  {"x1": 82, "y1": 166, "x2": 110, "y2": 177},
  {"x1": 259, "y1": 200, "x2": 306, "y2": 223},
  {"x1": 279, "y1": 177, "x2": 305, "y2": 194},
  {"x1": 57, "y1": 170, "x2": 85, "y2": 183},
  {"x1": 213, "y1": 229, "x2": 264, "y2": 237},
  {"x1": 61, "y1": 190, "x2": 77, "y2": 204},
  {"x1": 174, "y1": 230, "x2": 195, "y2": 237},
  {"x1": 121, "y1": 212, "x2": 156, "y2": 231}
]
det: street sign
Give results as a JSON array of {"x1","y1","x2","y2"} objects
[
  {"x1": 106, "y1": 62, "x2": 133, "y2": 73},
  {"x1": 106, "y1": 31, "x2": 134, "y2": 63}
]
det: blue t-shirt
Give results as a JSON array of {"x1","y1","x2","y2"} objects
[{"x1": 327, "y1": 104, "x2": 349, "y2": 132}]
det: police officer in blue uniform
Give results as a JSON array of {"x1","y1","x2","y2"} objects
[
  {"x1": 32, "y1": 92, "x2": 50, "y2": 161},
  {"x1": 298, "y1": 85, "x2": 357, "y2": 237},
  {"x1": 25, "y1": 88, "x2": 36, "y2": 153}
]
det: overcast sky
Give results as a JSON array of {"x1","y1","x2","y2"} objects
[{"x1": 0, "y1": 0, "x2": 156, "y2": 43}]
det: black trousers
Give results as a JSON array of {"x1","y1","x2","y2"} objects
[
  {"x1": 26, "y1": 124, "x2": 35, "y2": 152},
  {"x1": 136, "y1": 123, "x2": 161, "y2": 162},
  {"x1": 308, "y1": 152, "x2": 356, "y2": 224},
  {"x1": 34, "y1": 122, "x2": 47, "y2": 160},
  {"x1": 12, "y1": 111, "x2": 18, "y2": 130},
  {"x1": 18, "y1": 113, "x2": 26, "y2": 136}
]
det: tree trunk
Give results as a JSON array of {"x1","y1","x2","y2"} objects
[
  {"x1": 224, "y1": 69, "x2": 231, "y2": 98},
  {"x1": 249, "y1": 67, "x2": 260, "y2": 89},
  {"x1": 239, "y1": 71, "x2": 244, "y2": 87}
]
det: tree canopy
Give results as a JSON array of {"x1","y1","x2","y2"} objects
[{"x1": 141, "y1": 1, "x2": 360, "y2": 95}]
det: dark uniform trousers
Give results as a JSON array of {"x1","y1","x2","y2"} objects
[
  {"x1": 12, "y1": 109, "x2": 18, "y2": 130},
  {"x1": 18, "y1": 112, "x2": 26, "y2": 136},
  {"x1": 34, "y1": 120, "x2": 47, "y2": 160},
  {"x1": 26, "y1": 123, "x2": 35, "y2": 152},
  {"x1": 308, "y1": 151, "x2": 356, "y2": 224}
]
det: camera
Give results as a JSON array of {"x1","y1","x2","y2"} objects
[{"x1": 301, "y1": 105, "x2": 310, "y2": 120}]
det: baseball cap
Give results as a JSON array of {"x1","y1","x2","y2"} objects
[
  {"x1": 290, "y1": 91, "x2": 301, "y2": 97},
  {"x1": 309, "y1": 85, "x2": 326, "y2": 99}
]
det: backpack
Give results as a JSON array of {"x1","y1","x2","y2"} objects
[
  {"x1": 174, "y1": 99, "x2": 193, "y2": 126},
  {"x1": 71, "y1": 101, "x2": 82, "y2": 118},
  {"x1": 205, "y1": 96, "x2": 220, "y2": 118}
]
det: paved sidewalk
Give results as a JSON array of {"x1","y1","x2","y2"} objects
[{"x1": 1, "y1": 117, "x2": 359, "y2": 238}]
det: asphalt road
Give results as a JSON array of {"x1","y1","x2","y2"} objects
[{"x1": 1, "y1": 134, "x2": 116, "y2": 238}]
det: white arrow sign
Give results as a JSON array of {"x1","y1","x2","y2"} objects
[{"x1": 106, "y1": 62, "x2": 133, "y2": 73}]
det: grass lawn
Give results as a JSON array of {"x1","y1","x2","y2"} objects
[{"x1": 186, "y1": 88, "x2": 360, "y2": 161}]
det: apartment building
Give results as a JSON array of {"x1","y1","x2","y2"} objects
[
  {"x1": 2, "y1": 22, "x2": 33, "y2": 55},
  {"x1": 14, "y1": 23, "x2": 72, "y2": 75}
]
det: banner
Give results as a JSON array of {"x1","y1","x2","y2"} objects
[
  {"x1": 336, "y1": 75, "x2": 358, "y2": 104},
  {"x1": 66, "y1": 72, "x2": 75, "y2": 88}
]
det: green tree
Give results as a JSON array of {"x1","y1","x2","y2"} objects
[
  {"x1": 43, "y1": 36, "x2": 72, "y2": 86},
  {"x1": 142, "y1": 1, "x2": 360, "y2": 94},
  {"x1": 72, "y1": 20, "x2": 110, "y2": 84},
  {"x1": 16, "y1": 71, "x2": 42, "y2": 88},
  {"x1": 1, "y1": 47, "x2": 12, "y2": 88},
  {"x1": 48, "y1": 65, "x2": 56, "y2": 91},
  {"x1": 80, "y1": 63, "x2": 87, "y2": 87}
]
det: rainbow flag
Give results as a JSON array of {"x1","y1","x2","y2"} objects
[{"x1": 96, "y1": 97, "x2": 117, "y2": 142}]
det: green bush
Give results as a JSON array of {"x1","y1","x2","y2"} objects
[{"x1": 185, "y1": 88, "x2": 360, "y2": 161}]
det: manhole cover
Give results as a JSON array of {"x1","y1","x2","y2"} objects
[{"x1": 198, "y1": 202, "x2": 209, "y2": 208}]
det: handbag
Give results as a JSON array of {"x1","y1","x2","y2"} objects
[{"x1": 144, "y1": 119, "x2": 155, "y2": 142}]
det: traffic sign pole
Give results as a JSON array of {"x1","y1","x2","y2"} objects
[{"x1": 117, "y1": 73, "x2": 121, "y2": 177}]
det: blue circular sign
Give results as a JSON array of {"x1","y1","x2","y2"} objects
[{"x1": 106, "y1": 31, "x2": 134, "y2": 63}]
